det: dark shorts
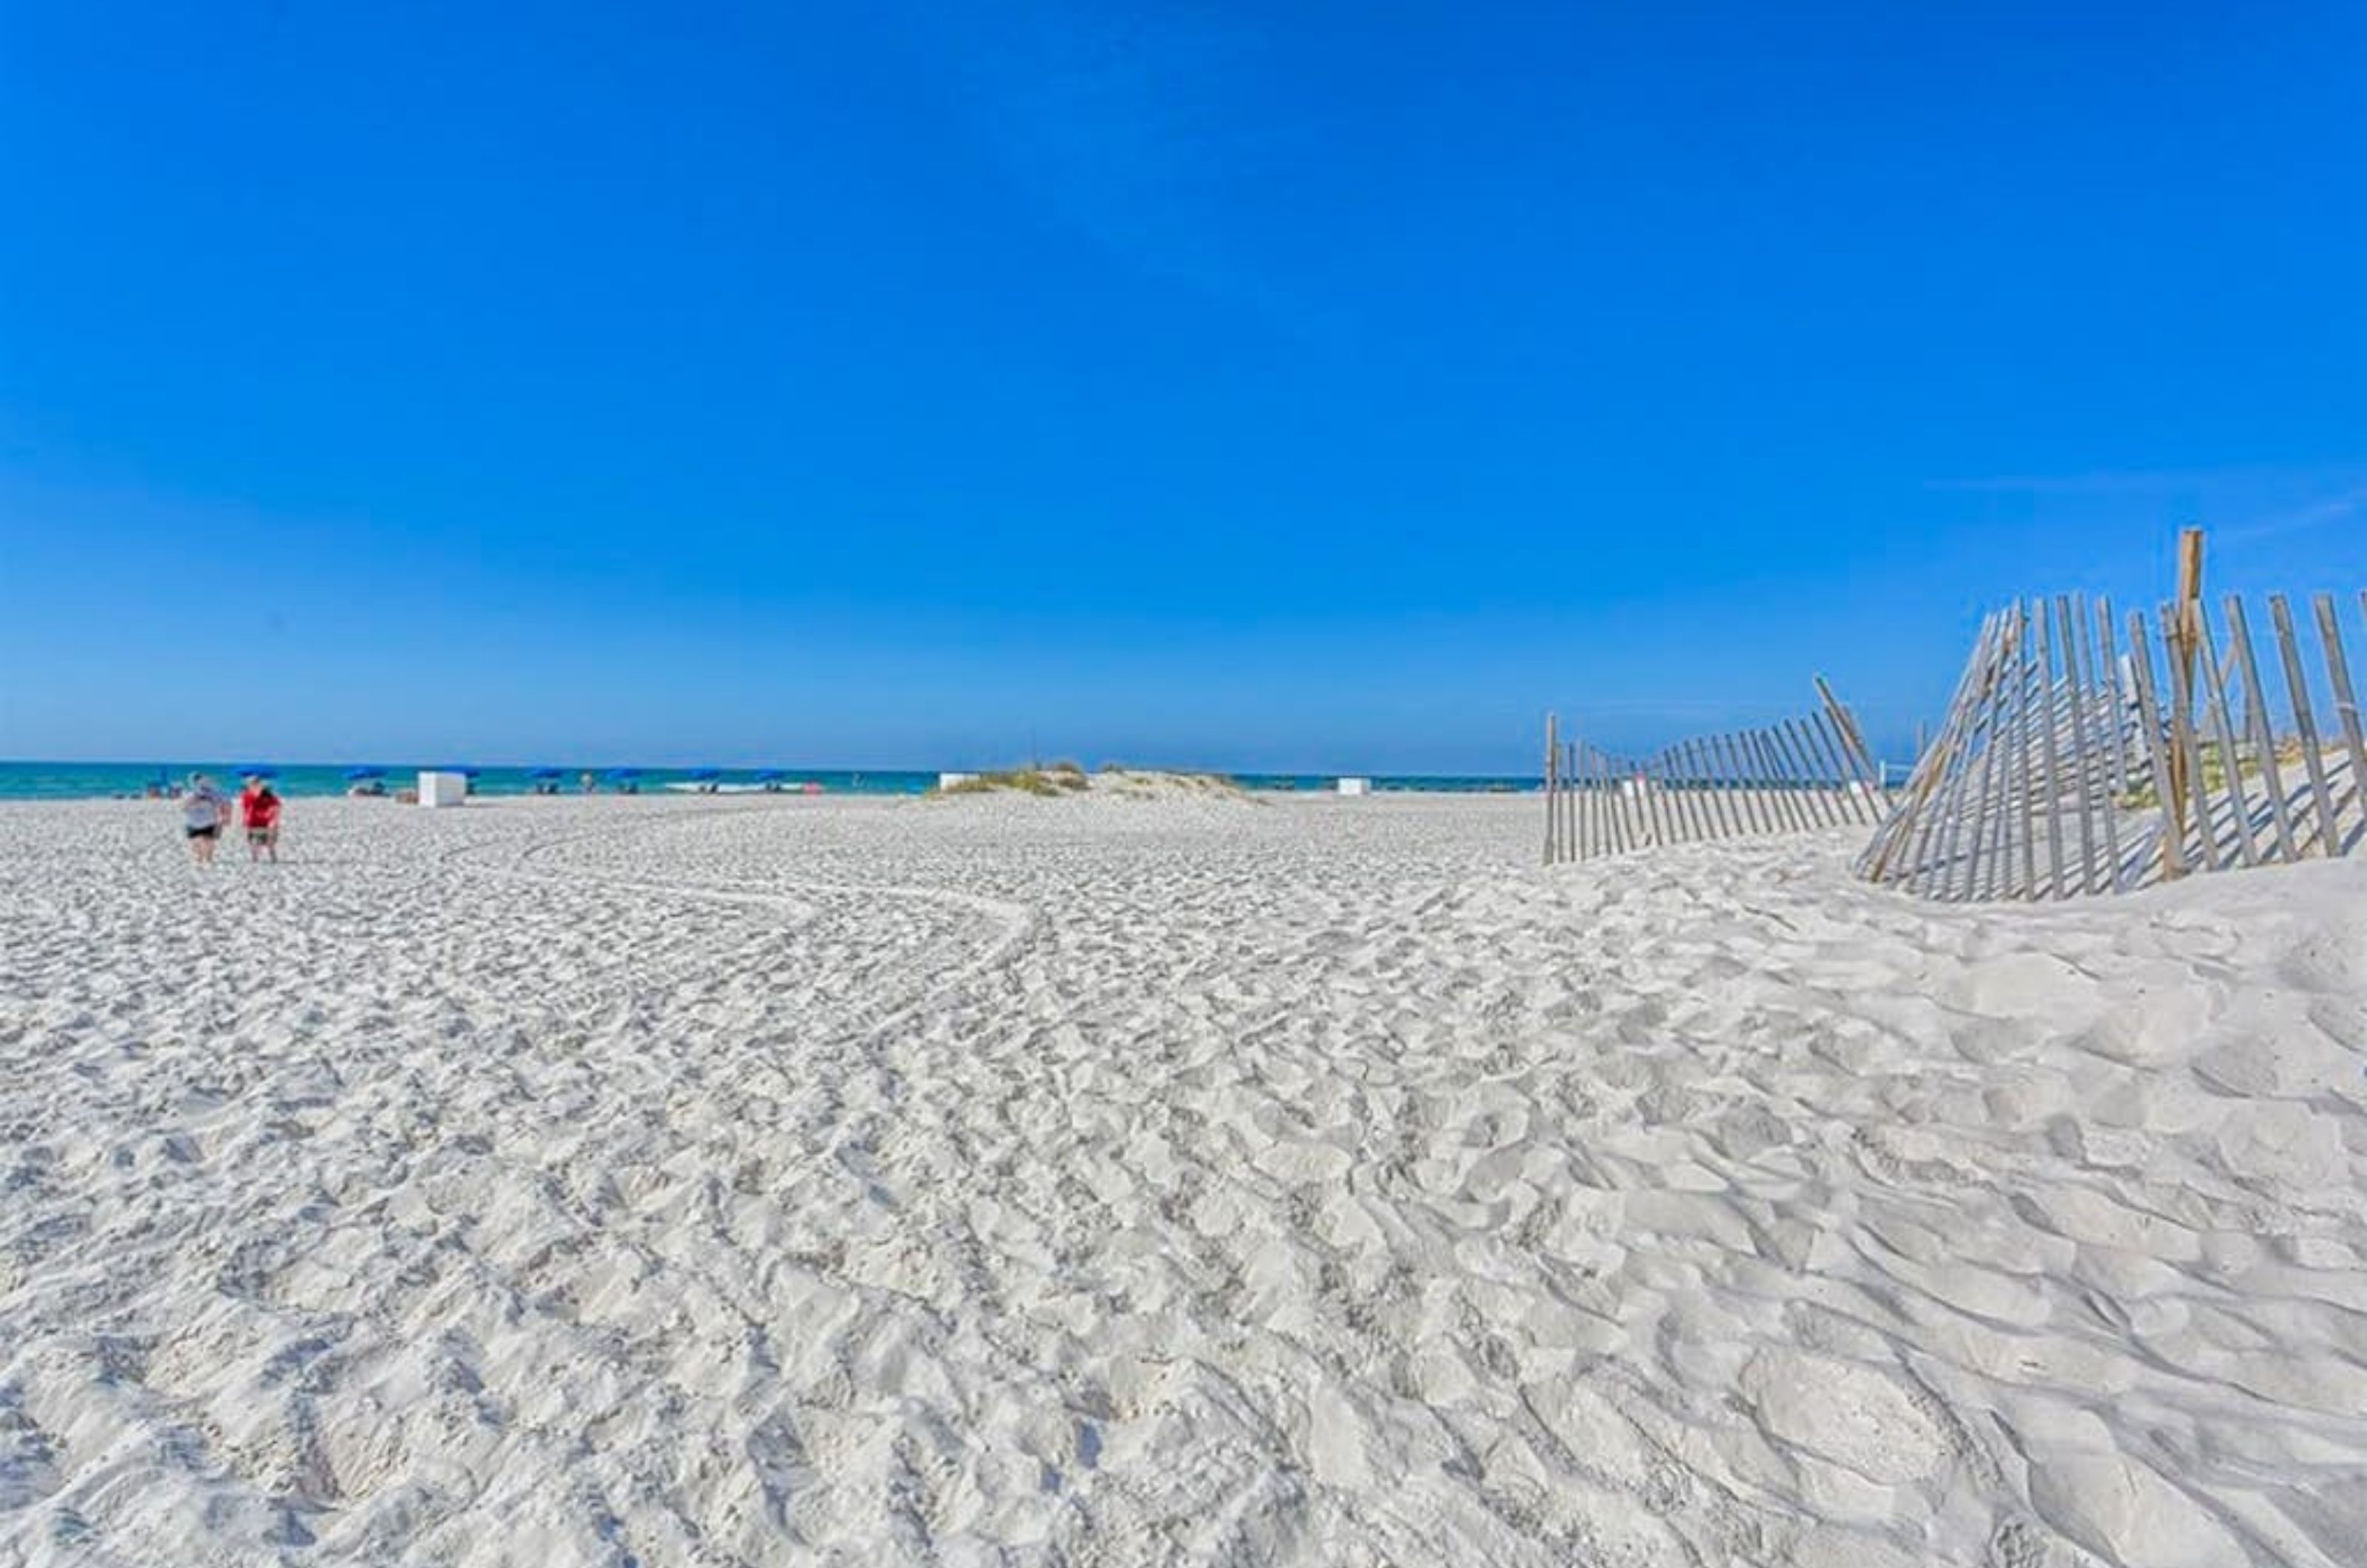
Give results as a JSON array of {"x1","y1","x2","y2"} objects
[
  {"x1": 186, "y1": 825, "x2": 219, "y2": 841},
  {"x1": 247, "y1": 825, "x2": 276, "y2": 841}
]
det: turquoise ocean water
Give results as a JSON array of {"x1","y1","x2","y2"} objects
[{"x1": 0, "y1": 761, "x2": 1540, "y2": 801}]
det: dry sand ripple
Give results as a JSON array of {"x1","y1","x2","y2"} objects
[{"x1": 1, "y1": 793, "x2": 2363, "y2": 1566}]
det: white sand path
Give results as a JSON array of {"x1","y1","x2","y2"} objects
[{"x1": 1, "y1": 794, "x2": 2363, "y2": 1566}]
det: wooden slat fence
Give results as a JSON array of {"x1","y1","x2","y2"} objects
[
  {"x1": 1542, "y1": 683, "x2": 1886, "y2": 865},
  {"x1": 1854, "y1": 588, "x2": 2366, "y2": 900}
]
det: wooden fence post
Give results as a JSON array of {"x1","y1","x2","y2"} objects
[
  {"x1": 1543, "y1": 713, "x2": 1559, "y2": 865},
  {"x1": 2165, "y1": 526, "x2": 2206, "y2": 840}
]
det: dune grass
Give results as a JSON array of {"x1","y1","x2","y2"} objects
[
  {"x1": 928, "y1": 762, "x2": 1249, "y2": 800},
  {"x1": 935, "y1": 763, "x2": 1090, "y2": 798},
  {"x1": 2117, "y1": 737, "x2": 2329, "y2": 810}
]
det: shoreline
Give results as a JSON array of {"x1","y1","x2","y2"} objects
[{"x1": 0, "y1": 762, "x2": 1547, "y2": 804}]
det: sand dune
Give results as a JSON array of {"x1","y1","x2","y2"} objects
[{"x1": 1, "y1": 792, "x2": 2363, "y2": 1565}]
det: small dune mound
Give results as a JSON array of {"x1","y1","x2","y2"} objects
[
  {"x1": 928, "y1": 765, "x2": 1248, "y2": 802},
  {"x1": 1093, "y1": 768, "x2": 1248, "y2": 801}
]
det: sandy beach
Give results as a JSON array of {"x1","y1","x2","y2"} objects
[{"x1": 2, "y1": 790, "x2": 2363, "y2": 1566}]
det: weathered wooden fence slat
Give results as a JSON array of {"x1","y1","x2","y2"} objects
[
  {"x1": 2123, "y1": 610, "x2": 2184, "y2": 882},
  {"x1": 2316, "y1": 594, "x2": 2367, "y2": 847},
  {"x1": 2194, "y1": 612, "x2": 2258, "y2": 870},
  {"x1": 2269, "y1": 595, "x2": 2340, "y2": 856},
  {"x1": 2159, "y1": 604, "x2": 2218, "y2": 875},
  {"x1": 2222, "y1": 597, "x2": 2296, "y2": 864}
]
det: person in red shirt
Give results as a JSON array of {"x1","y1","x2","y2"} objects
[{"x1": 240, "y1": 776, "x2": 283, "y2": 862}]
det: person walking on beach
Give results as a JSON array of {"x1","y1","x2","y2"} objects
[
  {"x1": 180, "y1": 773, "x2": 227, "y2": 865},
  {"x1": 240, "y1": 774, "x2": 283, "y2": 862}
]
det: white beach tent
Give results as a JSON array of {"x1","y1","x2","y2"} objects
[{"x1": 418, "y1": 771, "x2": 468, "y2": 808}]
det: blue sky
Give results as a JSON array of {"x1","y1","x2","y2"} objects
[{"x1": 2, "y1": 1, "x2": 2363, "y2": 771}]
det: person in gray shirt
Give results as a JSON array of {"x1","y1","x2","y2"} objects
[{"x1": 180, "y1": 773, "x2": 226, "y2": 865}]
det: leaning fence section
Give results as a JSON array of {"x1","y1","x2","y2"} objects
[
  {"x1": 1854, "y1": 589, "x2": 2366, "y2": 901},
  {"x1": 1542, "y1": 682, "x2": 1887, "y2": 865}
]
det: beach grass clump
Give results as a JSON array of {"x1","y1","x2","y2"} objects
[
  {"x1": 928, "y1": 763, "x2": 1249, "y2": 801},
  {"x1": 2115, "y1": 737, "x2": 2325, "y2": 810}
]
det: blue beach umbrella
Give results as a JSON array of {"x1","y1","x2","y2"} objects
[
  {"x1": 606, "y1": 767, "x2": 641, "y2": 780},
  {"x1": 237, "y1": 766, "x2": 277, "y2": 780},
  {"x1": 754, "y1": 769, "x2": 785, "y2": 782},
  {"x1": 688, "y1": 768, "x2": 720, "y2": 781},
  {"x1": 344, "y1": 766, "x2": 384, "y2": 780},
  {"x1": 529, "y1": 767, "x2": 564, "y2": 780}
]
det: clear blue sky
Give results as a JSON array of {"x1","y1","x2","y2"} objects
[{"x1": 3, "y1": 1, "x2": 2362, "y2": 771}]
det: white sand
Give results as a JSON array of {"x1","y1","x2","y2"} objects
[{"x1": 2, "y1": 791, "x2": 2363, "y2": 1566}]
